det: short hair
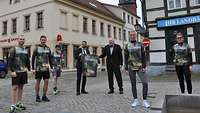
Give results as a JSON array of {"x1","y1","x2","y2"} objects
[
  {"x1": 82, "y1": 41, "x2": 87, "y2": 44},
  {"x1": 40, "y1": 35, "x2": 47, "y2": 40},
  {"x1": 176, "y1": 32, "x2": 183, "y2": 37}
]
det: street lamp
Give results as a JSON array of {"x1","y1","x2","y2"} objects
[{"x1": 134, "y1": 20, "x2": 140, "y2": 41}]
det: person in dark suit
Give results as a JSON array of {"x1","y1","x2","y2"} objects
[
  {"x1": 75, "y1": 41, "x2": 90, "y2": 96},
  {"x1": 99, "y1": 38, "x2": 123, "y2": 94}
]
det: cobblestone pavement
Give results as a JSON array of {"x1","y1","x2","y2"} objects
[{"x1": 0, "y1": 71, "x2": 200, "y2": 113}]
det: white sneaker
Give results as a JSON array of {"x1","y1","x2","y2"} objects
[
  {"x1": 131, "y1": 99, "x2": 139, "y2": 107},
  {"x1": 143, "y1": 100, "x2": 150, "y2": 108}
]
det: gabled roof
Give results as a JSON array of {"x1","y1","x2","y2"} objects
[
  {"x1": 68, "y1": 0, "x2": 124, "y2": 23},
  {"x1": 102, "y1": 3, "x2": 140, "y2": 18}
]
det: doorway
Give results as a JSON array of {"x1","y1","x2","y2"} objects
[
  {"x1": 193, "y1": 24, "x2": 200, "y2": 63},
  {"x1": 165, "y1": 27, "x2": 187, "y2": 65}
]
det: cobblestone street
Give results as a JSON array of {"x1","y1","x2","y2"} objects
[{"x1": 1, "y1": 71, "x2": 200, "y2": 113}]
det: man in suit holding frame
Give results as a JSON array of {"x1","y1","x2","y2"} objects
[{"x1": 99, "y1": 38, "x2": 123, "y2": 94}]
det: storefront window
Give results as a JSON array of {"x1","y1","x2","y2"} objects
[
  {"x1": 92, "y1": 47, "x2": 97, "y2": 55},
  {"x1": 73, "y1": 45, "x2": 80, "y2": 68},
  {"x1": 61, "y1": 45, "x2": 68, "y2": 68},
  {"x1": 101, "y1": 47, "x2": 105, "y2": 66},
  {"x1": 2, "y1": 48, "x2": 11, "y2": 64}
]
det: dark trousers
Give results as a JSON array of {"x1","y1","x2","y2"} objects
[
  {"x1": 128, "y1": 69, "x2": 148, "y2": 99},
  {"x1": 76, "y1": 68, "x2": 87, "y2": 93},
  {"x1": 107, "y1": 66, "x2": 123, "y2": 91},
  {"x1": 175, "y1": 65, "x2": 192, "y2": 94}
]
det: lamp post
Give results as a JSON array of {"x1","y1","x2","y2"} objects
[{"x1": 134, "y1": 20, "x2": 140, "y2": 41}]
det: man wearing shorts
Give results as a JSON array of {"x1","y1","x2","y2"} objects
[
  {"x1": 32, "y1": 35, "x2": 52, "y2": 102},
  {"x1": 8, "y1": 37, "x2": 30, "y2": 113},
  {"x1": 51, "y1": 45, "x2": 62, "y2": 95}
]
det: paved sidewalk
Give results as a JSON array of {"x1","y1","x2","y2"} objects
[{"x1": 0, "y1": 71, "x2": 200, "y2": 113}]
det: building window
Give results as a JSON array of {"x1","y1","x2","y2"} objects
[
  {"x1": 108, "y1": 25, "x2": 111, "y2": 37},
  {"x1": 123, "y1": 29, "x2": 126, "y2": 41},
  {"x1": 60, "y1": 11, "x2": 68, "y2": 30},
  {"x1": 168, "y1": 0, "x2": 182, "y2": 9},
  {"x1": 123, "y1": 12, "x2": 126, "y2": 22},
  {"x1": 113, "y1": 27, "x2": 117, "y2": 39},
  {"x1": 12, "y1": 18, "x2": 17, "y2": 34},
  {"x1": 72, "y1": 14, "x2": 79, "y2": 32},
  {"x1": 14, "y1": 0, "x2": 20, "y2": 3},
  {"x1": 195, "y1": 0, "x2": 200, "y2": 4},
  {"x1": 24, "y1": 15, "x2": 30, "y2": 31},
  {"x1": 36, "y1": 12, "x2": 43, "y2": 29},
  {"x1": 9, "y1": 0, "x2": 12, "y2": 4},
  {"x1": 100, "y1": 22, "x2": 104, "y2": 37},
  {"x1": 128, "y1": 15, "x2": 130, "y2": 24},
  {"x1": 119, "y1": 28, "x2": 122, "y2": 40},
  {"x1": 131, "y1": 17, "x2": 134, "y2": 25},
  {"x1": 128, "y1": 31, "x2": 131, "y2": 41},
  {"x1": 92, "y1": 20, "x2": 96, "y2": 35},
  {"x1": 2, "y1": 21, "x2": 7, "y2": 35},
  {"x1": 83, "y1": 17, "x2": 88, "y2": 33}
]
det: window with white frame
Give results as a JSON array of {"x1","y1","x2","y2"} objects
[
  {"x1": 83, "y1": 17, "x2": 88, "y2": 33},
  {"x1": 36, "y1": 12, "x2": 43, "y2": 29},
  {"x1": 2, "y1": 21, "x2": 7, "y2": 35},
  {"x1": 195, "y1": 0, "x2": 200, "y2": 4},
  {"x1": 24, "y1": 15, "x2": 30, "y2": 31},
  {"x1": 12, "y1": 18, "x2": 17, "y2": 34},
  {"x1": 113, "y1": 27, "x2": 116, "y2": 39},
  {"x1": 118, "y1": 28, "x2": 122, "y2": 40},
  {"x1": 168, "y1": 0, "x2": 182, "y2": 9},
  {"x1": 108, "y1": 25, "x2": 111, "y2": 37},
  {"x1": 72, "y1": 14, "x2": 79, "y2": 31},
  {"x1": 123, "y1": 12, "x2": 126, "y2": 22},
  {"x1": 59, "y1": 11, "x2": 68, "y2": 29},
  {"x1": 123, "y1": 29, "x2": 126, "y2": 41},
  {"x1": 128, "y1": 15, "x2": 130, "y2": 24},
  {"x1": 92, "y1": 20, "x2": 96, "y2": 35},
  {"x1": 100, "y1": 22, "x2": 104, "y2": 37}
]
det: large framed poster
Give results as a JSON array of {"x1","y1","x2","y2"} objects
[{"x1": 83, "y1": 54, "x2": 98, "y2": 77}]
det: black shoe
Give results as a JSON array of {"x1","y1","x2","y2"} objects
[
  {"x1": 81, "y1": 91, "x2": 89, "y2": 94},
  {"x1": 76, "y1": 92, "x2": 80, "y2": 96},
  {"x1": 36, "y1": 96, "x2": 41, "y2": 102},
  {"x1": 42, "y1": 96, "x2": 50, "y2": 102},
  {"x1": 107, "y1": 90, "x2": 114, "y2": 94},
  {"x1": 119, "y1": 91, "x2": 123, "y2": 94}
]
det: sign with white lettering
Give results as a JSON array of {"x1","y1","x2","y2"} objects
[{"x1": 157, "y1": 15, "x2": 200, "y2": 28}]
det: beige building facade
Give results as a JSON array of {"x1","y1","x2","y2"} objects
[{"x1": 0, "y1": 0, "x2": 138, "y2": 69}]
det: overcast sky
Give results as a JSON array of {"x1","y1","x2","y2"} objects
[{"x1": 97, "y1": 0, "x2": 142, "y2": 22}]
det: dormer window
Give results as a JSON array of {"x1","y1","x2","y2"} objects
[
  {"x1": 14, "y1": 0, "x2": 20, "y2": 3},
  {"x1": 9, "y1": 0, "x2": 20, "y2": 4}
]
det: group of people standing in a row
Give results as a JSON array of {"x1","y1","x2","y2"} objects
[
  {"x1": 7, "y1": 31, "x2": 193, "y2": 113},
  {"x1": 8, "y1": 35, "x2": 62, "y2": 113},
  {"x1": 74, "y1": 31, "x2": 193, "y2": 108}
]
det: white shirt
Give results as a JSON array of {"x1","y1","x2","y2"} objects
[
  {"x1": 82, "y1": 48, "x2": 87, "y2": 55},
  {"x1": 110, "y1": 46, "x2": 114, "y2": 55}
]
